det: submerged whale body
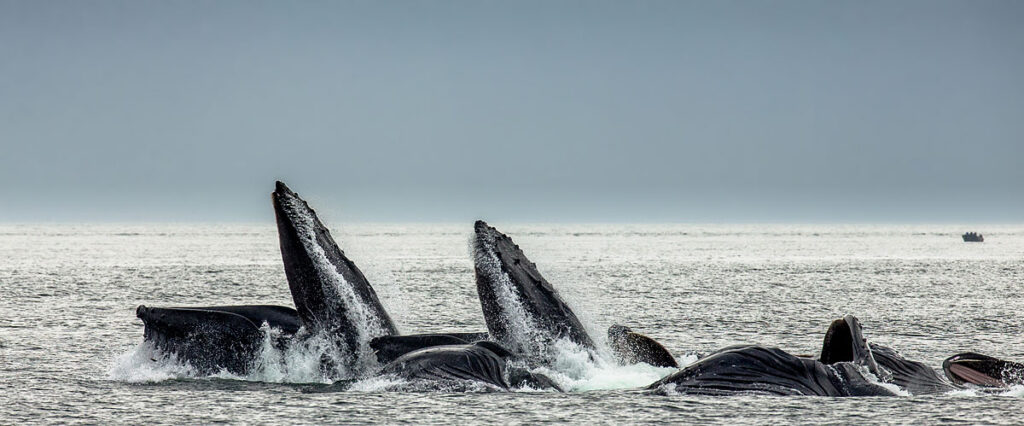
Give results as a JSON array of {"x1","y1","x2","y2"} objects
[
  {"x1": 472, "y1": 220, "x2": 596, "y2": 360},
  {"x1": 378, "y1": 340, "x2": 563, "y2": 392}
]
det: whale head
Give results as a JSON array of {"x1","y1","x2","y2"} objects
[
  {"x1": 272, "y1": 181, "x2": 398, "y2": 362},
  {"x1": 943, "y1": 352, "x2": 1024, "y2": 387},
  {"x1": 819, "y1": 315, "x2": 887, "y2": 381},
  {"x1": 472, "y1": 220, "x2": 596, "y2": 359}
]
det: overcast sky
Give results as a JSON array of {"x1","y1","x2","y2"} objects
[{"x1": 1, "y1": 1, "x2": 1021, "y2": 222}]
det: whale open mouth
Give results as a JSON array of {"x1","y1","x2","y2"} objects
[
  {"x1": 820, "y1": 318, "x2": 856, "y2": 364},
  {"x1": 818, "y1": 315, "x2": 886, "y2": 380},
  {"x1": 943, "y1": 352, "x2": 1024, "y2": 387}
]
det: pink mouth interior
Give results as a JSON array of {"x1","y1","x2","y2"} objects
[{"x1": 949, "y1": 363, "x2": 1004, "y2": 387}]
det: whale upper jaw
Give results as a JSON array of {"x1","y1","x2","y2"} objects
[
  {"x1": 133, "y1": 304, "x2": 301, "y2": 375},
  {"x1": 272, "y1": 181, "x2": 398, "y2": 341}
]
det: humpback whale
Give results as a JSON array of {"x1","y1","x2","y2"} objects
[
  {"x1": 649, "y1": 315, "x2": 899, "y2": 396},
  {"x1": 136, "y1": 182, "x2": 400, "y2": 377},
  {"x1": 649, "y1": 344, "x2": 897, "y2": 396},
  {"x1": 817, "y1": 315, "x2": 886, "y2": 379},
  {"x1": 649, "y1": 315, "x2": 999, "y2": 397},
  {"x1": 472, "y1": 220, "x2": 596, "y2": 360},
  {"x1": 370, "y1": 221, "x2": 677, "y2": 390},
  {"x1": 867, "y1": 344, "x2": 956, "y2": 394},
  {"x1": 134, "y1": 305, "x2": 300, "y2": 375},
  {"x1": 816, "y1": 315, "x2": 958, "y2": 395},
  {"x1": 271, "y1": 180, "x2": 398, "y2": 369}
]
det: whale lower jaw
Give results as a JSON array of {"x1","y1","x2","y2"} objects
[
  {"x1": 948, "y1": 363, "x2": 1005, "y2": 387},
  {"x1": 943, "y1": 352, "x2": 1024, "y2": 388}
]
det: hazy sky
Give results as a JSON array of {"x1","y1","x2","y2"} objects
[{"x1": 1, "y1": 1, "x2": 1021, "y2": 222}]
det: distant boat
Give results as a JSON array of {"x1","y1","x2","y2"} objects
[{"x1": 962, "y1": 232, "x2": 984, "y2": 242}]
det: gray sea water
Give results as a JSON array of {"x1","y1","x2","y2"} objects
[{"x1": 1, "y1": 223, "x2": 1023, "y2": 424}]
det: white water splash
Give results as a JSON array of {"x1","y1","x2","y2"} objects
[
  {"x1": 1000, "y1": 385, "x2": 1024, "y2": 397},
  {"x1": 519, "y1": 338, "x2": 682, "y2": 391},
  {"x1": 944, "y1": 384, "x2": 1024, "y2": 397},
  {"x1": 347, "y1": 375, "x2": 407, "y2": 391},
  {"x1": 107, "y1": 341, "x2": 203, "y2": 383},
  {"x1": 946, "y1": 388, "x2": 981, "y2": 397},
  {"x1": 246, "y1": 325, "x2": 341, "y2": 383},
  {"x1": 349, "y1": 375, "x2": 503, "y2": 393},
  {"x1": 862, "y1": 368, "x2": 911, "y2": 396}
]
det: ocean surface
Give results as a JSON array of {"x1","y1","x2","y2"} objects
[{"x1": 1, "y1": 223, "x2": 1023, "y2": 424}]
